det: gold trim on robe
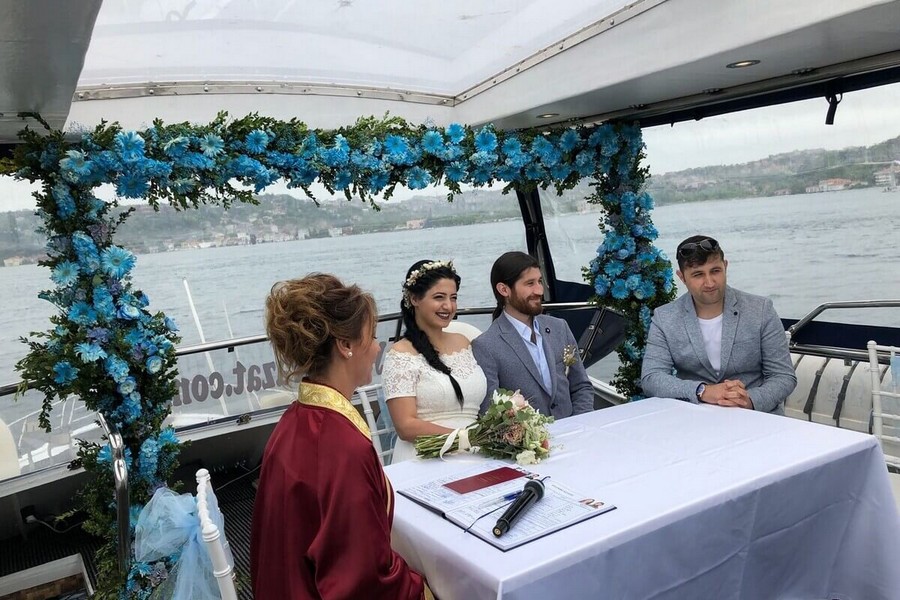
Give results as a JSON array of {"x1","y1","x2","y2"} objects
[{"x1": 297, "y1": 381, "x2": 371, "y2": 440}]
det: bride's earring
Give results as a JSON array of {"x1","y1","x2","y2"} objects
[{"x1": 347, "y1": 351, "x2": 353, "y2": 358}]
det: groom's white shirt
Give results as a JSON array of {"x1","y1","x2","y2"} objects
[{"x1": 503, "y1": 312, "x2": 552, "y2": 392}]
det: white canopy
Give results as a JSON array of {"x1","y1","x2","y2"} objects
[{"x1": 2, "y1": 0, "x2": 900, "y2": 142}]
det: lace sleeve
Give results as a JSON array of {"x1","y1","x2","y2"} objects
[{"x1": 382, "y1": 350, "x2": 421, "y2": 400}]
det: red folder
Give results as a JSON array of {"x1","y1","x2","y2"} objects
[{"x1": 443, "y1": 466, "x2": 525, "y2": 494}]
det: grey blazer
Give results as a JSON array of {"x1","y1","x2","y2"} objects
[
  {"x1": 640, "y1": 286, "x2": 797, "y2": 414},
  {"x1": 472, "y1": 313, "x2": 593, "y2": 419}
]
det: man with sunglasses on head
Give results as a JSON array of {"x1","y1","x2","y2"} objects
[{"x1": 640, "y1": 235, "x2": 796, "y2": 414}]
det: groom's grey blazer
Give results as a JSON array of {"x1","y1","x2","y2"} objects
[
  {"x1": 640, "y1": 286, "x2": 796, "y2": 414},
  {"x1": 472, "y1": 312, "x2": 593, "y2": 419}
]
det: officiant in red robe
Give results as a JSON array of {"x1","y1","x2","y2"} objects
[{"x1": 252, "y1": 275, "x2": 433, "y2": 600}]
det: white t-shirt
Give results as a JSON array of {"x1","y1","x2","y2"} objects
[{"x1": 698, "y1": 314, "x2": 723, "y2": 374}]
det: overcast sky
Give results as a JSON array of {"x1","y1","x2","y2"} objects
[{"x1": 2, "y1": 84, "x2": 899, "y2": 213}]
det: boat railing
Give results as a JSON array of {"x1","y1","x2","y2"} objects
[{"x1": 786, "y1": 300, "x2": 900, "y2": 364}]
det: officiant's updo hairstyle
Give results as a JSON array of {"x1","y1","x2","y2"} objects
[
  {"x1": 400, "y1": 259, "x2": 464, "y2": 406},
  {"x1": 266, "y1": 273, "x2": 376, "y2": 384},
  {"x1": 490, "y1": 251, "x2": 541, "y2": 319}
]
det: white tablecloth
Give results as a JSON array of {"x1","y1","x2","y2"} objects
[{"x1": 385, "y1": 398, "x2": 900, "y2": 600}]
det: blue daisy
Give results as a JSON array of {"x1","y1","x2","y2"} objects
[
  {"x1": 53, "y1": 361, "x2": 79, "y2": 385},
  {"x1": 163, "y1": 136, "x2": 189, "y2": 158},
  {"x1": 445, "y1": 123, "x2": 466, "y2": 144},
  {"x1": 199, "y1": 133, "x2": 225, "y2": 157},
  {"x1": 114, "y1": 131, "x2": 146, "y2": 162},
  {"x1": 59, "y1": 150, "x2": 93, "y2": 183},
  {"x1": 406, "y1": 167, "x2": 432, "y2": 190},
  {"x1": 75, "y1": 342, "x2": 107, "y2": 362},
  {"x1": 115, "y1": 173, "x2": 150, "y2": 199},
  {"x1": 100, "y1": 246, "x2": 136, "y2": 279},
  {"x1": 245, "y1": 130, "x2": 270, "y2": 154},
  {"x1": 421, "y1": 130, "x2": 445, "y2": 155},
  {"x1": 474, "y1": 127, "x2": 498, "y2": 153},
  {"x1": 51, "y1": 261, "x2": 80, "y2": 287},
  {"x1": 68, "y1": 302, "x2": 98, "y2": 326}
]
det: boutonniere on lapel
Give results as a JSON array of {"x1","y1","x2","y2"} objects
[{"x1": 562, "y1": 344, "x2": 578, "y2": 375}]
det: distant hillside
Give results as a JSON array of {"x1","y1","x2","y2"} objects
[{"x1": 647, "y1": 134, "x2": 900, "y2": 204}]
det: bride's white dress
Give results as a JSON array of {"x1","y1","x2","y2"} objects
[{"x1": 382, "y1": 347, "x2": 487, "y2": 463}]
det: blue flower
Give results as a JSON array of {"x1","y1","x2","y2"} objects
[
  {"x1": 68, "y1": 302, "x2": 98, "y2": 326},
  {"x1": 52, "y1": 184, "x2": 76, "y2": 218},
  {"x1": 445, "y1": 123, "x2": 466, "y2": 144},
  {"x1": 92, "y1": 287, "x2": 116, "y2": 320},
  {"x1": 118, "y1": 304, "x2": 142, "y2": 320},
  {"x1": 406, "y1": 167, "x2": 432, "y2": 190},
  {"x1": 245, "y1": 130, "x2": 270, "y2": 154},
  {"x1": 105, "y1": 355, "x2": 130, "y2": 383},
  {"x1": 444, "y1": 162, "x2": 468, "y2": 183},
  {"x1": 604, "y1": 261, "x2": 625, "y2": 278},
  {"x1": 559, "y1": 129, "x2": 581, "y2": 152},
  {"x1": 611, "y1": 279, "x2": 630, "y2": 299},
  {"x1": 164, "y1": 317, "x2": 179, "y2": 332},
  {"x1": 594, "y1": 278, "x2": 609, "y2": 296},
  {"x1": 51, "y1": 261, "x2": 79, "y2": 287},
  {"x1": 319, "y1": 136, "x2": 350, "y2": 167},
  {"x1": 53, "y1": 361, "x2": 79, "y2": 385},
  {"x1": 421, "y1": 130, "x2": 445, "y2": 155},
  {"x1": 199, "y1": 134, "x2": 225, "y2": 157},
  {"x1": 469, "y1": 151, "x2": 498, "y2": 168},
  {"x1": 139, "y1": 439, "x2": 159, "y2": 479},
  {"x1": 116, "y1": 173, "x2": 150, "y2": 198},
  {"x1": 163, "y1": 136, "x2": 189, "y2": 158},
  {"x1": 158, "y1": 428, "x2": 178, "y2": 446},
  {"x1": 474, "y1": 127, "x2": 498, "y2": 153},
  {"x1": 383, "y1": 135, "x2": 414, "y2": 165},
  {"x1": 75, "y1": 342, "x2": 107, "y2": 362},
  {"x1": 118, "y1": 376, "x2": 137, "y2": 396},
  {"x1": 367, "y1": 171, "x2": 390, "y2": 192},
  {"x1": 114, "y1": 132, "x2": 146, "y2": 162},
  {"x1": 100, "y1": 246, "x2": 136, "y2": 279},
  {"x1": 87, "y1": 327, "x2": 110, "y2": 343},
  {"x1": 59, "y1": 150, "x2": 93, "y2": 183},
  {"x1": 146, "y1": 355, "x2": 163, "y2": 374},
  {"x1": 333, "y1": 171, "x2": 353, "y2": 190}
]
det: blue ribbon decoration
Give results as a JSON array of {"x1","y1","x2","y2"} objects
[{"x1": 134, "y1": 487, "x2": 227, "y2": 599}]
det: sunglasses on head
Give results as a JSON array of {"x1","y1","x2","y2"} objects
[{"x1": 676, "y1": 238, "x2": 719, "y2": 259}]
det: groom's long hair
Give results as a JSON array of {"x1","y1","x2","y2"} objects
[
  {"x1": 400, "y1": 260, "x2": 464, "y2": 407},
  {"x1": 490, "y1": 252, "x2": 540, "y2": 320}
]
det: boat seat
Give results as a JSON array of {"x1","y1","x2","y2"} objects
[
  {"x1": 443, "y1": 320, "x2": 482, "y2": 341},
  {"x1": 867, "y1": 341, "x2": 900, "y2": 469},
  {"x1": 352, "y1": 384, "x2": 395, "y2": 466},
  {"x1": 0, "y1": 418, "x2": 20, "y2": 480}
]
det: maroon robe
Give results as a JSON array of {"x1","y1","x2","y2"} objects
[{"x1": 251, "y1": 382, "x2": 428, "y2": 599}]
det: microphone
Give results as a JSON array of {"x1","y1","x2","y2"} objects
[{"x1": 493, "y1": 479, "x2": 545, "y2": 537}]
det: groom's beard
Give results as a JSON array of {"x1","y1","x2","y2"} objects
[{"x1": 508, "y1": 290, "x2": 543, "y2": 317}]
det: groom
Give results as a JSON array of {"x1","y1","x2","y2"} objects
[{"x1": 472, "y1": 252, "x2": 593, "y2": 419}]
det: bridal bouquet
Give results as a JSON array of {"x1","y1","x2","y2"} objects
[{"x1": 415, "y1": 389, "x2": 554, "y2": 465}]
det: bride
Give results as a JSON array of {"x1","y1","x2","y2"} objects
[{"x1": 383, "y1": 260, "x2": 487, "y2": 463}]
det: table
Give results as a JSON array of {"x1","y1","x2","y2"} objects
[{"x1": 385, "y1": 398, "x2": 900, "y2": 600}]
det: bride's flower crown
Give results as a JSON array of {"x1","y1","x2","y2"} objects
[{"x1": 403, "y1": 260, "x2": 456, "y2": 308}]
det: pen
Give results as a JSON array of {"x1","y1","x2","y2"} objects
[{"x1": 502, "y1": 491, "x2": 522, "y2": 502}]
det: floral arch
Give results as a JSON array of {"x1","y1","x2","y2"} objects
[{"x1": 1, "y1": 111, "x2": 673, "y2": 596}]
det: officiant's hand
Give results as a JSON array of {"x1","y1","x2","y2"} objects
[
  {"x1": 701, "y1": 380, "x2": 752, "y2": 409},
  {"x1": 713, "y1": 380, "x2": 752, "y2": 409}
]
